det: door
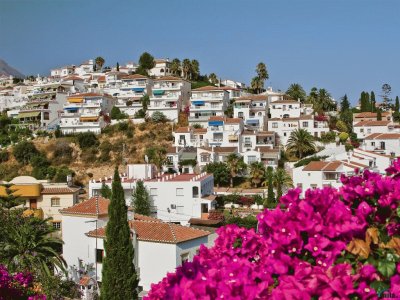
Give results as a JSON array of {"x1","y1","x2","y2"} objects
[{"x1": 30, "y1": 199, "x2": 37, "y2": 209}]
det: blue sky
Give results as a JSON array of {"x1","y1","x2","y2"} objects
[{"x1": 1, "y1": 0, "x2": 399, "y2": 104}]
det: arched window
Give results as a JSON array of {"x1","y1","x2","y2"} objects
[{"x1": 192, "y1": 186, "x2": 199, "y2": 198}]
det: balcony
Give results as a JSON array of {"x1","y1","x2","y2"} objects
[
  {"x1": 229, "y1": 135, "x2": 238, "y2": 142},
  {"x1": 189, "y1": 115, "x2": 212, "y2": 122},
  {"x1": 244, "y1": 142, "x2": 252, "y2": 147},
  {"x1": 210, "y1": 126, "x2": 223, "y2": 131}
]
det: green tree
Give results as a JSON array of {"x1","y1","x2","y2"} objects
[
  {"x1": 95, "y1": 57, "x2": 105, "y2": 71},
  {"x1": 145, "y1": 146, "x2": 167, "y2": 171},
  {"x1": 360, "y1": 91, "x2": 371, "y2": 112},
  {"x1": 116, "y1": 62, "x2": 120, "y2": 71},
  {"x1": 250, "y1": 76, "x2": 263, "y2": 94},
  {"x1": 100, "y1": 183, "x2": 112, "y2": 199},
  {"x1": 336, "y1": 120, "x2": 349, "y2": 133},
  {"x1": 131, "y1": 180, "x2": 151, "y2": 216},
  {"x1": 182, "y1": 59, "x2": 191, "y2": 80},
  {"x1": 0, "y1": 216, "x2": 66, "y2": 277},
  {"x1": 110, "y1": 106, "x2": 123, "y2": 120},
  {"x1": 170, "y1": 58, "x2": 181, "y2": 76},
  {"x1": 340, "y1": 110, "x2": 353, "y2": 133},
  {"x1": 140, "y1": 95, "x2": 150, "y2": 112},
  {"x1": 0, "y1": 184, "x2": 25, "y2": 211},
  {"x1": 256, "y1": 62, "x2": 269, "y2": 83},
  {"x1": 340, "y1": 94, "x2": 350, "y2": 112},
  {"x1": 226, "y1": 154, "x2": 246, "y2": 188},
  {"x1": 76, "y1": 132, "x2": 99, "y2": 149},
  {"x1": 209, "y1": 73, "x2": 218, "y2": 85},
  {"x1": 377, "y1": 109, "x2": 382, "y2": 121},
  {"x1": 190, "y1": 59, "x2": 200, "y2": 81},
  {"x1": 101, "y1": 168, "x2": 138, "y2": 299},
  {"x1": 286, "y1": 129, "x2": 316, "y2": 159},
  {"x1": 151, "y1": 111, "x2": 167, "y2": 122},
  {"x1": 13, "y1": 141, "x2": 39, "y2": 165},
  {"x1": 286, "y1": 83, "x2": 306, "y2": 102},
  {"x1": 395, "y1": 96, "x2": 399, "y2": 112},
  {"x1": 138, "y1": 52, "x2": 155, "y2": 75},
  {"x1": 262, "y1": 167, "x2": 275, "y2": 207},
  {"x1": 381, "y1": 83, "x2": 392, "y2": 111},
  {"x1": 370, "y1": 91, "x2": 376, "y2": 112},
  {"x1": 248, "y1": 162, "x2": 265, "y2": 188},
  {"x1": 273, "y1": 168, "x2": 293, "y2": 201},
  {"x1": 203, "y1": 162, "x2": 229, "y2": 187}
]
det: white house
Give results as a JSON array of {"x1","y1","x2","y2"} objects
[
  {"x1": 60, "y1": 197, "x2": 210, "y2": 296},
  {"x1": 353, "y1": 120, "x2": 396, "y2": 140},
  {"x1": 51, "y1": 65, "x2": 75, "y2": 78},
  {"x1": 292, "y1": 160, "x2": 367, "y2": 196},
  {"x1": 188, "y1": 86, "x2": 230, "y2": 126},
  {"x1": 363, "y1": 133, "x2": 400, "y2": 157},
  {"x1": 352, "y1": 111, "x2": 392, "y2": 126},
  {"x1": 233, "y1": 95, "x2": 268, "y2": 131},
  {"x1": 60, "y1": 93, "x2": 115, "y2": 134},
  {"x1": 148, "y1": 76, "x2": 191, "y2": 121},
  {"x1": 149, "y1": 59, "x2": 173, "y2": 77},
  {"x1": 88, "y1": 164, "x2": 216, "y2": 225}
]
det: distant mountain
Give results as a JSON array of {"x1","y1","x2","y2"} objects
[{"x1": 0, "y1": 59, "x2": 25, "y2": 78}]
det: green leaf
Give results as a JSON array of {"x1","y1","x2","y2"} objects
[
  {"x1": 370, "y1": 280, "x2": 389, "y2": 296},
  {"x1": 397, "y1": 206, "x2": 400, "y2": 218},
  {"x1": 377, "y1": 260, "x2": 396, "y2": 278}
]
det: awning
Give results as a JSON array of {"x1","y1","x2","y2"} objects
[
  {"x1": 153, "y1": 90, "x2": 165, "y2": 96},
  {"x1": 68, "y1": 97, "x2": 83, "y2": 103},
  {"x1": 64, "y1": 107, "x2": 78, "y2": 111},
  {"x1": 17, "y1": 111, "x2": 41, "y2": 119},
  {"x1": 246, "y1": 119, "x2": 259, "y2": 124},
  {"x1": 192, "y1": 101, "x2": 205, "y2": 106},
  {"x1": 208, "y1": 121, "x2": 223, "y2": 126},
  {"x1": 132, "y1": 88, "x2": 145, "y2": 92},
  {"x1": 80, "y1": 116, "x2": 99, "y2": 122}
]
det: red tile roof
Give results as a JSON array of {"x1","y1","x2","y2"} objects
[
  {"x1": 42, "y1": 187, "x2": 80, "y2": 194},
  {"x1": 354, "y1": 112, "x2": 390, "y2": 118},
  {"x1": 86, "y1": 220, "x2": 209, "y2": 244},
  {"x1": 59, "y1": 196, "x2": 110, "y2": 216},
  {"x1": 303, "y1": 161, "x2": 342, "y2": 171},
  {"x1": 225, "y1": 118, "x2": 242, "y2": 124},
  {"x1": 174, "y1": 127, "x2": 190, "y2": 133},
  {"x1": 354, "y1": 120, "x2": 391, "y2": 127},
  {"x1": 365, "y1": 133, "x2": 400, "y2": 140},
  {"x1": 193, "y1": 128, "x2": 207, "y2": 133}
]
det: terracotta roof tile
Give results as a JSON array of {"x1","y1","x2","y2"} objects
[
  {"x1": 303, "y1": 161, "x2": 342, "y2": 171},
  {"x1": 354, "y1": 112, "x2": 390, "y2": 118},
  {"x1": 42, "y1": 187, "x2": 80, "y2": 194},
  {"x1": 365, "y1": 133, "x2": 400, "y2": 140},
  {"x1": 174, "y1": 127, "x2": 190, "y2": 133},
  {"x1": 193, "y1": 128, "x2": 207, "y2": 133},
  {"x1": 225, "y1": 118, "x2": 242, "y2": 124},
  {"x1": 354, "y1": 120, "x2": 391, "y2": 127},
  {"x1": 60, "y1": 196, "x2": 109, "y2": 216},
  {"x1": 86, "y1": 220, "x2": 209, "y2": 244}
]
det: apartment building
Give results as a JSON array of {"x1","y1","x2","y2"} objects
[
  {"x1": 353, "y1": 120, "x2": 396, "y2": 140},
  {"x1": 60, "y1": 93, "x2": 115, "y2": 134},
  {"x1": 149, "y1": 58, "x2": 173, "y2": 77},
  {"x1": 234, "y1": 95, "x2": 268, "y2": 130},
  {"x1": 88, "y1": 164, "x2": 216, "y2": 225},
  {"x1": 363, "y1": 133, "x2": 400, "y2": 157},
  {"x1": 188, "y1": 86, "x2": 230, "y2": 126},
  {"x1": 148, "y1": 76, "x2": 191, "y2": 121}
]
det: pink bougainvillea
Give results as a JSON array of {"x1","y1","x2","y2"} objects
[{"x1": 146, "y1": 160, "x2": 400, "y2": 299}]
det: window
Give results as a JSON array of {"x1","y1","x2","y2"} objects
[
  {"x1": 170, "y1": 204, "x2": 177, "y2": 209},
  {"x1": 181, "y1": 253, "x2": 189, "y2": 265},
  {"x1": 150, "y1": 188, "x2": 158, "y2": 196},
  {"x1": 302, "y1": 122, "x2": 308, "y2": 127},
  {"x1": 176, "y1": 188, "x2": 184, "y2": 196},
  {"x1": 201, "y1": 154, "x2": 209, "y2": 162},
  {"x1": 52, "y1": 221, "x2": 61, "y2": 230},
  {"x1": 371, "y1": 142, "x2": 375, "y2": 146},
  {"x1": 284, "y1": 133, "x2": 287, "y2": 136},
  {"x1": 192, "y1": 186, "x2": 199, "y2": 198},
  {"x1": 51, "y1": 197, "x2": 60, "y2": 207},
  {"x1": 360, "y1": 129, "x2": 364, "y2": 133},
  {"x1": 380, "y1": 142, "x2": 385, "y2": 150},
  {"x1": 248, "y1": 155, "x2": 257, "y2": 163},
  {"x1": 272, "y1": 122, "x2": 278, "y2": 128},
  {"x1": 167, "y1": 156, "x2": 173, "y2": 163},
  {"x1": 44, "y1": 112, "x2": 50, "y2": 120},
  {"x1": 96, "y1": 249, "x2": 104, "y2": 263}
]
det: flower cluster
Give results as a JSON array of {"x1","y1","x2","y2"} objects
[
  {"x1": 146, "y1": 159, "x2": 400, "y2": 299},
  {"x1": 0, "y1": 265, "x2": 46, "y2": 300}
]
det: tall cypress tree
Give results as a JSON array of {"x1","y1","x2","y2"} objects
[
  {"x1": 131, "y1": 180, "x2": 151, "y2": 216},
  {"x1": 101, "y1": 167, "x2": 138, "y2": 300},
  {"x1": 395, "y1": 96, "x2": 399, "y2": 112},
  {"x1": 264, "y1": 167, "x2": 275, "y2": 208},
  {"x1": 340, "y1": 94, "x2": 350, "y2": 112},
  {"x1": 370, "y1": 91, "x2": 376, "y2": 112},
  {"x1": 377, "y1": 109, "x2": 382, "y2": 121}
]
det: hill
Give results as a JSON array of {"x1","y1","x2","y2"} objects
[{"x1": 0, "y1": 59, "x2": 25, "y2": 78}]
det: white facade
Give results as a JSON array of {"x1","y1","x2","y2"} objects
[
  {"x1": 149, "y1": 59, "x2": 173, "y2": 77},
  {"x1": 353, "y1": 121, "x2": 396, "y2": 140},
  {"x1": 148, "y1": 76, "x2": 191, "y2": 121},
  {"x1": 363, "y1": 133, "x2": 400, "y2": 157},
  {"x1": 60, "y1": 93, "x2": 115, "y2": 134},
  {"x1": 189, "y1": 86, "x2": 230, "y2": 126}
]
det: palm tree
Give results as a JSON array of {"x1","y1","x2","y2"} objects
[
  {"x1": 286, "y1": 83, "x2": 306, "y2": 102},
  {"x1": 190, "y1": 60, "x2": 200, "y2": 81},
  {"x1": 318, "y1": 88, "x2": 336, "y2": 111},
  {"x1": 256, "y1": 62, "x2": 269, "y2": 82},
  {"x1": 248, "y1": 162, "x2": 266, "y2": 188},
  {"x1": 95, "y1": 56, "x2": 105, "y2": 71},
  {"x1": 226, "y1": 154, "x2": 246, "y2": 187},
  {"x1": 286, "y1": 129, "x2": 316, "y2": 159},
  {"x1": 209, "y1": 73, "x2": 218, "y2": 85},
  {"x1": 0, "y1": 216, "x2": 66, "y2": 277},
  {"x1": 251, "y1": 77, "x2": 263, "y2": 94},
  {"x1": 182, "y1": 59, "x2": 191, "y2": 80},
  {"x1": 273, "y1": 168, "x2": 293, "y2": 201},
  {"x1": 170, "y1": 58, "x2": 181, "y2": 76}
]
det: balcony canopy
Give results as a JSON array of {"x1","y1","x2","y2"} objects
[
  {"x1": 208, "y1": 120, "x2": 223, "y2": 126},
  {"x1": 192, "y1": 101, "x2": 205, "y2": 106},
  {"x1": 246, "y1": 119, "x2": 259, "y2": 124},
  {"x1": 132, "y1": 88, "x2": 145, "y2": 92},
  {"x1": 17, "y1": 111, "x2": 41, "y2": 119},
  {"x1": 64, "y1": 107, "x2": 79, "y2": 111},
  {"x1": 153, "y1": 90, "x2": 165, "y2": 96}
]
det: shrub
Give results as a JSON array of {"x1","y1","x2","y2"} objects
[
  {"x1": 13, "y1": 141, "x2": 39, "y2": 164},
  {"x1": 53, "y1": 141, "x2": 73, "y2": 163},
  {"x1": 339, "y1": 132, "x2": 349, "y2": 142},
  {"x1": 76, "y1": 132, "x2": 99, "y2": 149},
  {"x1": 81, "y1": 147, "x2": 99, "y2": 164},
  {"x1": 151, "y1": 111, "x2": 167, "y2": 123},
  {"x1": 53, "y1": 166, "x2": 74, "y2": 182},
  {"x1": 225, "y1": 215, "x2": 258, "y2": 229},
  {"x1": 0, "y1": 150, "x2": 9, "y2": 163},
  {"x1": 320, "y1": 131, "x2": 336, "y2": 143},
  {"x1": 110, "y1": 106, "x2": 129, "y2": 120},
  {"x1": 134, "y1": 109, "x2": 146, "y2": 119},
  {"x1": 118, "y1": 121, "x2": 129, "y2": 132}
]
